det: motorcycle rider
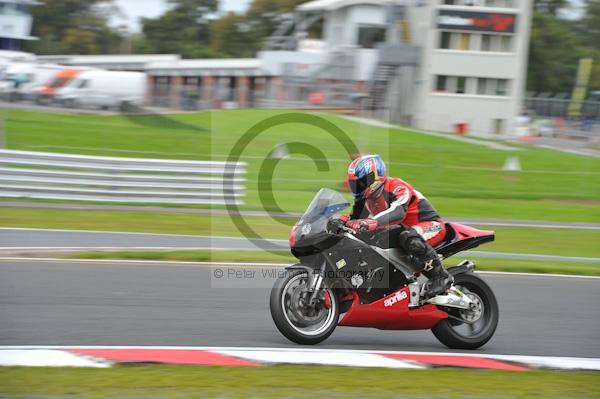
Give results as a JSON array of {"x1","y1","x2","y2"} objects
[{"x1": 341, "y1": 154, "x2": 453, "y2": 298}]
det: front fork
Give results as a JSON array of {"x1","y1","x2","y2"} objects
[{"x1": 306, "y1": 259, "x2": 327, "y2": 306}]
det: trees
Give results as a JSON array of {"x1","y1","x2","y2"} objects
[
  {"x1": 133, "y1": 0, "x2": 218, "y2": 58},
  {"x1": 210, "y1": 12, "x2": 257, "y2": 58},
  {"x1": 534, "y1": 0, "x2": 569, "y2": 16},
  {"x1": 527, "y1": 11, "x2": 583, "y2": 94},
  {"x1": 25, "y1": 0, "x2": 122, "y2": 55},
  {"x1": 527, "y1": 0, "x2": 600, "y2": 94},
  {"x1": 580, "y1": 1, "x2": 600, "y2": 91},
  {"x1": 209, "y1": 0, "x2": 307, "y2": 57},
  {"x1": 580, "y1": 0, "x2": 600, "y2": 50}
]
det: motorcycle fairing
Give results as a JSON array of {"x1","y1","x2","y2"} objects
[
  {"x1": 435, "y1": 223, "x2": 495, "y2": 259},
  {"x1": 338, "y1": 288, "x2": 448, "y2": 330}
]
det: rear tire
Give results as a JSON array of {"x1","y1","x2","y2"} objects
[
  {"x1": 270, "y1": 268, "x2": 339, "y2": 345},
  {"x1": 431, "y1": 273, "x2": 498, "y2": 349}
]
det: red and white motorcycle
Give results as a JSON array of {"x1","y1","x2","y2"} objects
[{"x1": 270, "y1": 188, "x2": 498, "y2": 349}]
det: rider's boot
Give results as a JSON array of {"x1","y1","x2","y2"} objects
[
  {"x1": 399, "y1": 229, "x2": 453, "y2": 299},
  {"x1": 421, "y1": 257, "x2": 453, "y2": 299}
]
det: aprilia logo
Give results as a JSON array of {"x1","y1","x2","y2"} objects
[{"x1": 384, "y1": 291, "x2": 408, "y2": 307}]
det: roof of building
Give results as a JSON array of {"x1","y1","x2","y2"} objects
[
  {"x1": 0, "y1": 50, "x2": 36, "y2": 62},
  {"x1": 146, "y1": 58, "x2": 262, "y2": 71},
  {"x1": 11, "y1": 0, "x2": 42, "y2": 5},
  {"x1": 297, "y1": 0, "x2": 387, "y2": 12},
  {"x1": 37, "y1": 54, "x2": 181, "y2": 65},
  {"x1": 145, "y1": 58, "x2": 268, "y2": 76}
]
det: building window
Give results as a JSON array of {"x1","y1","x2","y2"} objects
[
  {"x1": 501, "y1": 35, "x2": 512, "y2": 52},
  {"x1": 435, "y1": 76, "x2": 511, "y2": 97},
  {"x1": 440, "y1": 31, "x2": 452, "y2": 49},
  {"x1": 492, "y1": 35, "x2": 504, "y2": 51},
  {"x1": 357, "y1": 25, "x2": 386, "y2": 49},
  {"x1": 486, "y1": 0, "x2": 515, "y2": 8},
  {"x1": 458, "y1": 33, "x2": 470, "y2": 50},
  {"x1": 496, "y1": 79, "x2": 508, "y2": 96},
  {"x1": 436, "y1": 75, "x2": 448, "y2": 92},
  {"x1": 456, "y1": 77, "x2": 466, "y2": 94},
  {"x1": 477, "y1": 78, "x2": 487, "y2": 95},
  {"x1": 437, "y1": 31, "x2": 512, "y2": 53},
  {"x1": 481, "y1": 35, "x2": 491, "y2": 51}
]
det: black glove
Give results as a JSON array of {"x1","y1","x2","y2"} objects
[{"x1": 327, "y1": 217, "x2": 346, "y2": 235}]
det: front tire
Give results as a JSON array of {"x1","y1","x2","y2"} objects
[
  {"x1": 270, "y1": 268, "x2": 339, "y2": 345},
  {"x1": 432, "y1": 273, "x2": 498, "y2": 349}
]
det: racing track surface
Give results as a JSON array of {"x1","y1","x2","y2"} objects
[
  {"x1": 1, "y1": 228, "x2": 598, "y2": 263},
  {"x1": 1, "y1": 259, "x2": 599, "y2": 358}
]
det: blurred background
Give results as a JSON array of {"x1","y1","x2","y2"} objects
[
  {"x1": 0, "y1": 1, "x2": 599, "y2": 396},
  {"x1": 0, "y1": 1, "x2": 598, "y2": 250}
]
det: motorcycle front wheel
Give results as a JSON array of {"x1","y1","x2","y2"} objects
[
  {"x1": 432, "y1": 272, "x2": 499, "y2": 349},
  {"x1": 270, "y1": 268, "x2": 339, "y2": 345}
]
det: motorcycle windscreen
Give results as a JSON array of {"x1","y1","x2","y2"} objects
[
  {"x1": 302, "y1": 188, "x2": 349, "y2": 223},
  {"x1": 292, "y1": 188, "x2": 350, "y2": 253}
]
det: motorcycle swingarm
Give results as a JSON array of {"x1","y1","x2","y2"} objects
[
  {"x1": 426, "y1": 287, "x2": 473, "y2": 310},
  {"x1": 448, "y1": 260, "x2": 476, "y2": 276}
]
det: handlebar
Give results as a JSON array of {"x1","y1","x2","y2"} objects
[{"x1": 326, "y1": 217, "x2": 357, "y2": 235}]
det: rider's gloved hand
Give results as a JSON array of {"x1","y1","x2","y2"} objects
[
  {"x1": 346, "y1": 219, "x2": 379, "y2": 232},
  {"x1": 339, "y1": 214, "x2": 351, "y2": 223},
  {"x1": 327, "y1": 217, "x2": 345, "y2": 234}
]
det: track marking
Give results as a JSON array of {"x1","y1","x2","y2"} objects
[{"x1": 1, "y1": 346, "x2": 599, "y2": 371}]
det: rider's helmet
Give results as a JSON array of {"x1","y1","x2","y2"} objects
[{"x1": 347, "y1": 154, "x2": 387, "y2": 200}]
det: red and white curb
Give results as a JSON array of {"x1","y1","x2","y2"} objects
[{"x1": 1, "y1": 347, "x2": 599, "y2": 371}]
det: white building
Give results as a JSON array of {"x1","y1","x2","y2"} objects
[
  {"x1": 0, "y1": 0, "x2": 39, "y2": 51},
  {"x1": 408, "y1": 0, "x2": 533, "y2": 136},
  {"x1": 260, "y1": 0, "x2": 533, "y2": 136}
]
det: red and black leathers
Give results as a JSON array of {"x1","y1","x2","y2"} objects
[
  {"x1": 345, "y1": 175, "x2": 453, "y2": 298},
  {"x1": 350, "y1": 176, "x2": 446, "y2": 246}
]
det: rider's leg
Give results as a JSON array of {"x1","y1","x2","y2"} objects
[{"x1": 399, "y1": 221, "x2": 453, "y2": 298}]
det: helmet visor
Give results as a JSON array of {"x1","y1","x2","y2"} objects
[{"x1": 349, "y1": 171, "x2": 375, "y2": 196}]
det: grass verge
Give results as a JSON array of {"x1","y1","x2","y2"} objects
[
  {"x1": 5, "y1": 108, "x2": 600, "y2": 221},
  {"x1": 65, "y1": 250, "x2": 600, "y2": 276},
  {"x1": 2, "y1": 208, "x2": 600, "y2": 258},
  {"x1": 0, "y1": 365, "x2": 598, "y2": 399}
]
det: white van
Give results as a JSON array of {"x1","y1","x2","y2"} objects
[
  {"x1": 0, "y1": 63, "x2": 64, "y2": 101},
  {"x1": 56, "y1": 70, "x2": 147, "y2": 109}
]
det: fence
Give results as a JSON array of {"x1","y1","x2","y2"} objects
[
  {"x1": 525, "y1": 96, "x2": 600, "y2": 119},
  {"x1": 0, "y1": 150, "x2": 247, "y2": 205}
]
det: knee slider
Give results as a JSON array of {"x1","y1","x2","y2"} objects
[{"x1": 399, "y1": 230, "x2": 427, "y2": 255}]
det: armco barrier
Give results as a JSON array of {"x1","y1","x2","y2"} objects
[{"x1": 0, "y1": 150, "x2": 246, "y2": 205}]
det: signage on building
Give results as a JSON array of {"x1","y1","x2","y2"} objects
[{"x1": 437, "y1": 10, "x2": 517, "y2": 34}]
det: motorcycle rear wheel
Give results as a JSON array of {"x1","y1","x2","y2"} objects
[
  {"x1": 431, "y1": 273, "x2": 499, "y2": 349},
  {"x1": 270, "y1": 268, "x2": 339, "y2": 345}
]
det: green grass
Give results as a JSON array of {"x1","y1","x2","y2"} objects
[
  {"x1": 462, "y1": 257, "x2": 600, "y2": 276},
  {"x1": 5, "y1": 108, "x2": 600, "y2": 222},
  {"x1": 2, "y1": 207, "x2": 599, "y2": 258},
  {"x1": 0, "y1": 365, "x2": 598, "y2": 398},
  {"x1": 65, "y1": 250, "x2": 600, "y2": 276}
]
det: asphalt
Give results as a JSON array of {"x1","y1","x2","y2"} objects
[
  {"x1": 0, "y1": 228, "x2": 282, "y2": 251},
  {"x1": 0, "y1": 259, "x2": 598, "y2": 358},
  {"x1": 1, "y1": 228, "x2": 598, "y2": 263}
]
